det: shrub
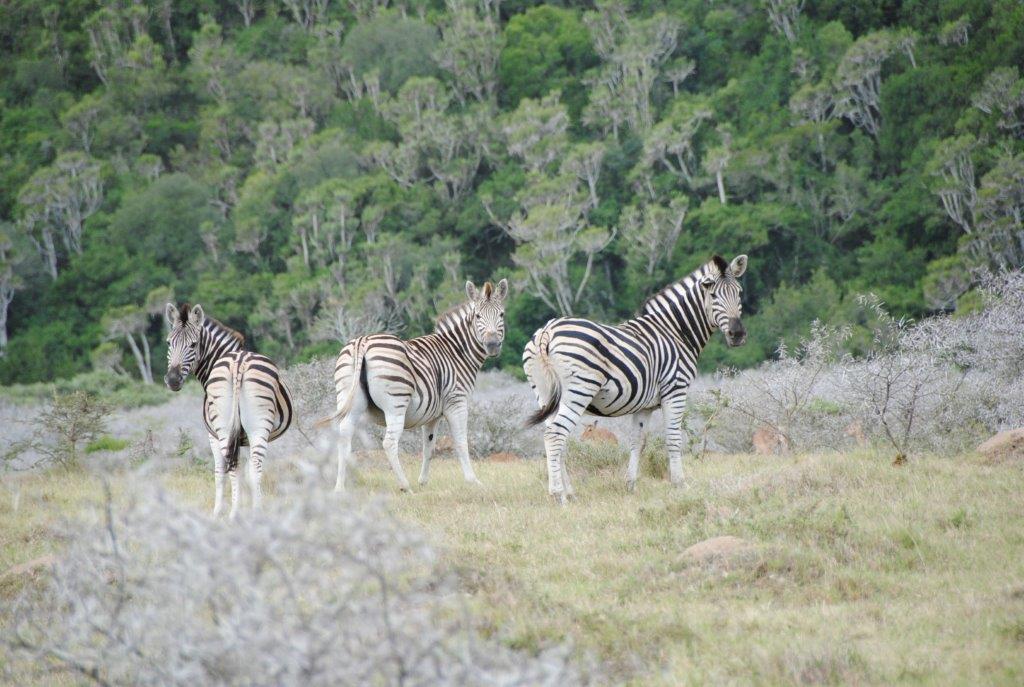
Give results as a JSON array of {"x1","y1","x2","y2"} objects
[
  {"x1": 1, "y1": 475, "x2": 586, "y2": 686},
  {"x1": 468, "y1": 395, "x2": 539, "y2": 459},
  {"x1": 4, "y1": 391, "x2": 114, "y2": 469},
  {"x1": 708, "y1": 322, "x2": 855, "y2": 453}
]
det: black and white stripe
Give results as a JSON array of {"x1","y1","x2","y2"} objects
[
  {"x1": 323, "y1": 280, "x2": 508, "y2": 492},
  {"x1": 523, "y1": 255, "x2": 748, "y2": 501},
  {"x1": 164, "y1": 303, "x2": 293, "y2": 517}
]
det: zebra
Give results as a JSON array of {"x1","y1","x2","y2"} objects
[
  {"x1": 523, "y1": 255, "x2": 748, "y2": 502},
  {"x1": 322, "y1": 279, "x2": 508, "y2": 493},
  {"x1": 164, "y1": 303, "x2": 293, "y2": 518}
]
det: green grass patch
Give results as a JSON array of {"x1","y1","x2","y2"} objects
[{"x1": 84, "y1": 436, "x2": 130, "y2": 453}]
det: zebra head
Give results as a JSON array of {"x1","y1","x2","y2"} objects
[
  {"x1": 164, "y1": 303, "x2": 205, "y2": 391},
  {"x1": 700, "y1": 255, "x2": 748, "y2": 347},
  {"x1": 465, "y1": 279, "x2": 508, "y2": 357}
]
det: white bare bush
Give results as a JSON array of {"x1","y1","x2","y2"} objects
[
  {"x1": 706, "y1": 271, "x2": 1024, "y2": 457},
  {"x1": 2, "y1": 475, "x2": 586, "y2": 686},
  {"x1": 708, "y1": 323, "x2": 855, "y2": 453},
  {"x1": 468, "y1": 395, "x2": 540, "y2": 458}
]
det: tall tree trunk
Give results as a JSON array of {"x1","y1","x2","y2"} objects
[
  {"x1": 139, "y1": 333, "x2": 154, "y2": 384},
  {"x1": 124, "y1": 333, "x2": 149, "y2": 383},
  {"x1": 716, "y1": 170, "x2": 728, "y2": 205}
]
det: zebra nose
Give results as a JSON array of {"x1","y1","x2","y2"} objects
[
  {"x1": 165, "y1": 370, "x2": 182, "y2": 390},
  {"x1": 725, "y1": 318, "x2": 746, "y2": 346}
]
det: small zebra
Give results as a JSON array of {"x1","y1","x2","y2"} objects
[
  {"x1": 322, "y1": 280, "x2": 507, "y2": 492},
  {"x1": 524, "y1": 255, "x2": 747, "y2": 502},
  {"x1": 164, "y1": 303, "x2": 293, "y2": 518}
]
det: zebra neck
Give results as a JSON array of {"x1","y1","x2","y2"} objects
[
  {"x1": 638, "y1": 279, "x2": 713, "y2": 353},
  {"x1": 433, "y1": 311, "x2": 488, "y2": 376},
  {"x1": 193, "y1": 322, "x2": 244, "y2": 388}
]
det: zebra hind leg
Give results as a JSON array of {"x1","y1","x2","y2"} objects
[
  {"x1": 334, "y1": 414, "x2": 356, "y2": 492},
  {"x1": 247, "y1": 435, "x2": 269, "y2": 511},
  {"x1": 382, "y1": 408, "x2": 413, "y2": 493},
  {"x1": 209, "y1": 434, "x2": 226, "y2": 517},
  {"x1": 227, "y1": 451, "x2": 241, "y2": 520},
  {"x1": 542, "y1": 398, "x2": 589, "y2": 504}
]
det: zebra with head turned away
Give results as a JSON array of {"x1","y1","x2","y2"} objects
[
  {"x1": 321, "y1": 279, "x2": 508, "y2": 493},
  {"x1": 523, "y1": 255, "x2": 748, "y2": 503},
  {"x1": 164, "y1": 303, "x2": 293, "y2": 518}
]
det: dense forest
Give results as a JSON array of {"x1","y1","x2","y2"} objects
[{"x1": 0, "y1": 0, "x2": 1021, "y2": 384}]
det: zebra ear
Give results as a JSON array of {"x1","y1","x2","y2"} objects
[
  {"x1": 165, "y1": 303, "x2": 179, "y2": 326},
  {"x1": 730, "y1": 254, "x2": 748, "y2": 277},
  {"x1": 493, "y1": 278, "x2": 509, "y2": 302},
  {"x1": 189, "y1": 304, "x2": 205, "y2": 327},
  {"x1": 465, "y1": 281, "x2": 479, "y2": 302}
]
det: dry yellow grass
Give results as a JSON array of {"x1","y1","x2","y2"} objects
[{"x1": 2, "y1": 446, "x2": 1024, "y2": 685}]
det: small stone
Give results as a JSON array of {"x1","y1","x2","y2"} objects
[
  {"x1": 681, "y1": 535, "x2": 751, "y2": 562},
  {"x1": 977, "y1": 429, "x2": 1024, "y2": 462}
]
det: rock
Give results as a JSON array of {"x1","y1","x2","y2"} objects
[
  {"x1": 752, "y1": 426, "x2": 788, "y2": 455},
  {"x1": 977, "y1": 429, "x2": 1024, "y2": 462},
  {"x1": 681, "y1": 536, "x2": 751, "y2": 563},
  {"x1": 581, "y1": 421, "x2": 618, "y2": 446},
  {"x1": 486, "y1": 452, "x2": 520, "y2": 462},
  {"x1": 1, "y1": 554, "x2": 56, "y2": 580}
]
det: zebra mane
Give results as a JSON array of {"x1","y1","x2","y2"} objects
[
  {"x1": 177, "y1": 302, "x2": 245, "y2": 347},
  {"x1": 638, "y1": 257, "x2": 722, "y2": 315},
  {"x1": 434, "y1": 302, "x2": 472, "y2": 333}
]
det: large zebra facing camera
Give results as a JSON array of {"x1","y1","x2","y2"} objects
[
  {"x1": 700, "y1": 254, "x2": 748, "y2": 347},
  {"x1": 524, "y1": 255, "x2": 749, "y2": 502}
]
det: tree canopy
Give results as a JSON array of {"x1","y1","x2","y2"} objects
[{"x1": 1, "y1": 0, "x2": 1021, "y2": 383}]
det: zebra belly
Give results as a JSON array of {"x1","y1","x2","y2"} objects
[{"x1": 586, "y1": 382, "x2": 660, "y2": 417}]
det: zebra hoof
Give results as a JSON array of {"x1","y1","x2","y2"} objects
[
  {"x1": 418, "y1": 476, "x2": 429, "y2": 486},
  {"x1": 626, "y1": 480, "x2": 637, "y2": 493},
  {"x1": 468, "y1": 477, "x2": 484, "y2": 487},
  {"x1": 550, "y1": 491, "x2": 568, "y2": 506},
  {"x1": 399, "y1": 486, "x2": 415, "y2": 495}
]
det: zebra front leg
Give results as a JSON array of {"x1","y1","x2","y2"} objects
[
  {"x1": 663, "y1": 395, "x2": 688, "y2": 487},
  {"x1": 209, "y1": 434, "x2": 226, "y2": 517},
  {"x1": 418, "y1": 417, "x2": 441, "y2": 486},
  {"x1": 445, "y1": 404, "x2": 482, "y2": 486},
  {"x1": 626, "y1": 410, "x2": 652, "y2": 492},
  {"x1": 382, "y1": 409, "x2": 412, "y2": 492}
]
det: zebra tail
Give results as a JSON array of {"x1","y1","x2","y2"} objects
[
  {"x1": 314, "y1": 340, "x2": 366, "y2": 430},
  {"x1": 225, "y1": 355, "x2": 244, "y2": 469},
  {"x1": 526, "y1": 330, "x2": 560, "y2": 427},
  {"x1": 526, "y1": 383, "x2": 560, "y2": 427}
]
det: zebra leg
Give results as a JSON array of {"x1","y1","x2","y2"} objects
[
  {"x1": 445, "y1": 404, "x2": 482, "y2": 486},
  {"x1": 246, "y1": 434, "x2": 269, "y2": 511},
  {"x1": 559, "y1": 452, "x2": 574, "y2": 499},
  {"x1": 663, "y1": 395, "x2": 688, "y2": 487},
  {"x1": 382, "y1": 409, "x2": 412, "y2": 492},
  {"x1": 209, "y1": 434, "x2": 226, "y2": 517},
  {"x1": 227, "y1": 453, "x2": 241, "y2": 520},
  {"x1": 542, "y1": 395, "x2": 592, "y2": 504},
  {"x1": 626, "y1": 409, "x2": 653, "y2": 492},
  {"x1": 334, "y1": 414, "x2": 356, "y2": 492},
  {"x1": 418, "y1": 417, "x2": 441, "y2": 486}
]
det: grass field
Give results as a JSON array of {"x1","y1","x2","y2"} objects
[{"x1": 2, "y1": 446, "x2": 1023, "y2": 685}]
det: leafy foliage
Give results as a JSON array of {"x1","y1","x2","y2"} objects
[{"x1": 1, "y1": 0, "x2": 1022, "y2": 385}]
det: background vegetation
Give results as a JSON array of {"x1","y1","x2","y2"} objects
[{"x1": 1, "y1": 0, "x2": 1022, "y2": 384}]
